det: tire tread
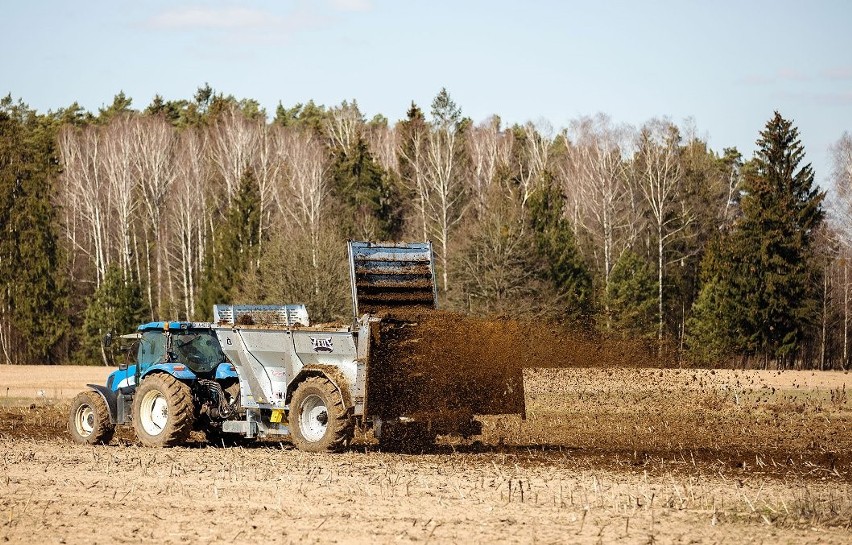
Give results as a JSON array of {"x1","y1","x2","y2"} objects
[
  {"x1": 132, "y1": 373, "x2": 195, "y2": 447},
  {"x1": 68, "y1": 390, "x2": 115, "y2": 445},
  {"x1": 289, "y1": 376, "x2": 353, "y2": 453}
]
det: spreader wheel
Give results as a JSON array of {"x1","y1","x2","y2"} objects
[{"x1": 288, "y1": 377, "x2": 353, "y2": 453}]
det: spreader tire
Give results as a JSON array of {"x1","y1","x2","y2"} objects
[
  {"x1": 68, "y1": 391, "x2": 115, "y2": 445},
  {"x1": 288, "y1": 376, "x2": 352, "y2": 453},
  {"x1": 132, "y1": 374, "x2": 195, "y2": 447}
]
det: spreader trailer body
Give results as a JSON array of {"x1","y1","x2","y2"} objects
[{"x1": 69, "y1": 241, "x2": 514, "y2": 451}]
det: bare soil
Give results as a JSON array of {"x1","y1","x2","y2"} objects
[{"x1": 1, "y1": 361, "x2": 851, "y2": 543}]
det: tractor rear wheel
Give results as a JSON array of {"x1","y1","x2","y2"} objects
[
  {"x1": 288, "y1": 377, "x2": 352, "y2": 453},
  {"x1": 132, "y1": 374, "x2": 195, "y2": 447},
  {"x1": 68, "y1": 391, "x2": 115, "y2": 445}
]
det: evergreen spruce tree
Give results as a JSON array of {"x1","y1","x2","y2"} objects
[
  {"x1": 687, "y1": 112, "x2": 824, "y2": 365},
  {"x1": 527, "y1": 183, "x2": 593, "y2": 323},
  {"x1": 81, "y1": 266, "x2": 148, "y2": 365},
  {"x1": 741, "y1": 113, "x2": 824, "y2": 363},
  {"x1": 685, "y1": 235, "x2": 752, "y2": 361},
  {"x1": 330, "y1": 138, "x2": 403, "y2": 240},
  {"x1": 0, "y1": 96, "x2": 69, "y2": 363},
  {"x1": 604, "y1": 251, "x2": 658, "y2": 339},
  {"x1": 196, "y1": 171, "x2": 261, "y2": 319}
]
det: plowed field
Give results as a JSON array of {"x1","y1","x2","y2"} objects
[{"x1": 1, "y1": 364, "x2": 851, "y2": 544}]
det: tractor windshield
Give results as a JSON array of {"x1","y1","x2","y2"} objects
[
  {"x1": 169, "y1": 330, "x2": 227, "y2": 374},
  {"x1": 138, "y1": 331, "x2": 167, "y2": 375}
]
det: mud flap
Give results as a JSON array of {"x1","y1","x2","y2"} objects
[{"x1": 85, "y1": 384, "x2": 119, "y2": 424}]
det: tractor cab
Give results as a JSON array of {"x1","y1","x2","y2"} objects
[{"x1": 132, "y1": 322, "x2": 232, "y2": 380}]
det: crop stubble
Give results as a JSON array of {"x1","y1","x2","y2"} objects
[{"x1": 1, "y1": 311, "x2": 851, "y2": 542}]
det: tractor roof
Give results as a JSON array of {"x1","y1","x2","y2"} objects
[{"x1": 137, "y1": 321, "x2": 214, "y2": 332}]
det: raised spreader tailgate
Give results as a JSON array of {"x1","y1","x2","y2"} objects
[{"x1": 348, "y1": 241, "x2": 438, "y2": 318}]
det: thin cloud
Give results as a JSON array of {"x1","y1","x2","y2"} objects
[
  {"x1": 777, "y1": 90, "x2": 852, "y2": 107},
  {"x1": 146, "y1": 7, "x2": 280, "y2": 30},
  {"x1": 777, "y1": 67, "x2": 808, "y2": 82},
  {"x1": 740, "y1": 74, "x2": 773, "y2": 85},
  {"x1": 823, "y1": 66, "x2": 852, "y2": 80},
  {"x1": 740, "y1": 67, "x2": 810, "y2": 85},
  {"x1": 822, "y1": 92, "x2": 852, "y2": 106},
  {"x1": 330, "y1": 0, "x2": 373, "y2": 12},
  {"x1": 143, "y1": 4, "x2": 336, "y2": 44}
]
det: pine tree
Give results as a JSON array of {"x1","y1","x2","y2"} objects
[
  {"x1": 195, "y1": 171, "x2": 261, "y2": 319},
  {"x1": 604, "y1": 251, "x2": 658, "y2": 338},
  {"x1": 80, "y1": 266, "x2": 148, "y2": 365},
  {"x1": 273, "y1": 100, "x2": 328, "y2": 134},
  {"x1": 527, "y1": 183, "x2": 593, "y2": 323},
  {"x1": 97, "y1": 91, "x2": 134, "y2": 123}
]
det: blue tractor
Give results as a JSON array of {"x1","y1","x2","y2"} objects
[{"x1": 68, "y1": 321, "x2": 240, "y2": 447}]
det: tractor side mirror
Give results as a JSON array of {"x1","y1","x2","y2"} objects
[{"x1": 103, "y1": 332, "x2": 113, "y2": 348}]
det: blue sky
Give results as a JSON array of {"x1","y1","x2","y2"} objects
[{"x1": 2, "y1": 0, "x2": 850, "y2": 186}]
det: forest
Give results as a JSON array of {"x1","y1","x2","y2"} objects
[{"x1": 1, "y1": 85, "x2": 851, "y2": 369}]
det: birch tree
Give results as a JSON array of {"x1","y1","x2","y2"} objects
[
  {"x1": 133, "y1": 115, "x2": 177, "y2": 315},
  {"x1": 325, "y1": 100, "x2": 363, "y2": 157},
  {"x1": 563, "y1": 115, "x2": 636, "y2": 293},
  {"x1": 517, "y1": 120, "x2": 552, "y2": 208},
  {"x1": 397, "y1": 103, "x2": 430, "y2": 241},
  {"x1": 209, "y1": 104, "x2": 259, "y2": 206},
  {"x1": 831, "y1": 132, "x2": 852, "y2": 237},
  {"x1": 366, "y1": 120, "x2": 399, "y2": 176},
  {"x1": 423, "y1": 89, "x2": 468, "y2": 292},
  {"x1": 170, "y1": 128, "x2": 210, "y2": 319},
  {"x1": 830, "y1": 132, "x2": 852, "y2": 367},
  {"x1": 277, "y1": 129, "x2": 329, "y2": 296},
  {"x1": 254, "y1": 124, "x2": 287, "y2": 253},
  {"x1": 102, "y1": 116, "x2": 138, "y2": 281},
  {"x1": 634, "y1": 119, "x2": 690, "y2": 340},
  {"x1": 466, "y1": 116, "x2": 511, "y2": 218},
  {"x1": 59, "y1": 125, "x2": 112, "y2": 286}
]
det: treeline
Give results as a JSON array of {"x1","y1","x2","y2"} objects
[{"x1": 1, "y1": 86, "x2": 851, "y2": 369}]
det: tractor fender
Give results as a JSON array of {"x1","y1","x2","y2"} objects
[
  {"x1": 85, "y1": 384, "x2": 119, "y2": 424},
  {"x1": 140, "y1": 363, "x2": 197, "y2": 382},
  {"x1": 286, "y1": 365, "x2": 353, "y2": 409},
  {"x1": 214, "y1": 362, "x2": 238, "y2": 380}
]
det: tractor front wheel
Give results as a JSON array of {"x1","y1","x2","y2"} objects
[
  {"x1": 288, "y1": 377, "x2": 352, "y2": 453},
  {"x1": 68, "y1": 391, "x2": 115, "y2": 445},
  {"x1": 132, "y1": 374, "x2": 195, "y2": 447}
]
